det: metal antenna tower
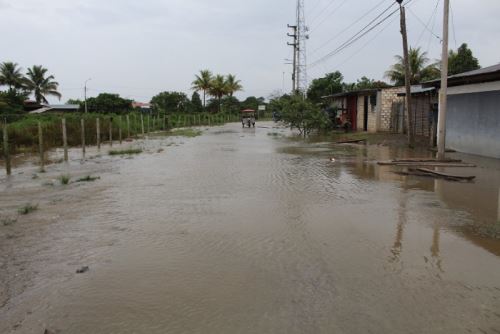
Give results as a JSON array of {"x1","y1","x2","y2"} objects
[{"x1": 296, "y1": 0, "x2": 308, "y2": 93}]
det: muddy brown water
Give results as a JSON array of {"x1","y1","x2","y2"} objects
[{"x1": 1, "y1": 122, "x2": 500, "y2": 333}]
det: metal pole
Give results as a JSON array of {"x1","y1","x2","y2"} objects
[{"x1": 437, "y1": 0, "x2": 450, "y2": 160}]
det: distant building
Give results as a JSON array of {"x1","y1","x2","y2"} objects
[
  {"x1": 29, "y1": 104, "x2": 80, "y2": 114},
  {"x1": 132, "y1": 102, "x2": 152, "y2": 113},
  {"x1": 424, "y1": 64, "x2": 500, "y2": 159}
]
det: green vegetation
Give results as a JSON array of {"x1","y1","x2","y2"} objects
[
  {"x1": 58, "y1": 174, "x2": 71, "y2": 185},
  {"x1": 168, "y1": 129, "x2": 202, "y2": 137},
  {"x1": 76, "y1": 175, "x2": 100, "y2": 182},
  {"x1": 109, "y1": 148, "x2": 143, "y2": 156},
  {"x1": 191, "y1": 70, "x2": 243, "y2": 112},
  {"x1": 385, "y1": 47, "x2": 440, "y2": 86},
  {"x1": 18, "y1": 203, "x2": 38, "y2": 215},
  {"x1": 448, "y1": 43, "x2": 481, "y2": 75}
]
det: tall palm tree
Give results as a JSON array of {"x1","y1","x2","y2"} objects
[
  {"x1": 192, "y1": 70, "x2": 213, "y2": 108},
  {"x1": 385, "y1": 47, "x2": 440, "y2": 86},
  {"x1": 0, "y1": 62, "x2": 26, "y2": 92},
  {"x1": 25, "y1": 65, "x2": 61, "y2": 104},
  {"x1": 209, "y1": 74, "x2": 227, "y2": 112},
  {"x1": 224, "y1": 74, "x2": 243, "y2": 97}
]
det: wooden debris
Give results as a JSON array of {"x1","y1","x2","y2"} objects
[
  {"x1": 335, "y1": 138, "x2": 367, "y2": 144},
  {"x1": 378, "y1": 161, "x2": 475, "y2": 167},
  {"x1": 394, "y1": 168, "x2": 476, "y2": 182},
  {"x1": 392, "y1": 158, "x2": 462, "y2": 163},
  {"x1": 416, "y1": 168, "x2": 476, "y2": 181}
]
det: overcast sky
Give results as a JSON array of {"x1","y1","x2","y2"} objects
[{"x1": 1, "y1": 0, "x2": 499, "y2": 103}]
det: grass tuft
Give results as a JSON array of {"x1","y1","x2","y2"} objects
[
  {"x1": 59, "y1": 174, "x2": 71, "y2": 185},
  {"x1": 76, "y1": 175, "x2": 100, "y2": 183},
  {"x1": 169, "y1": 129, "x2": 202, "y2": 138},
  {"x1": 109, "y1": 148, "x2": 143, "y2": 156},
  {"x1": 18, "y1": 203, "x2": 38, "y2": 215},
  {"x1": 1, "y1": 217, "x2": 17, "y2": 226}
]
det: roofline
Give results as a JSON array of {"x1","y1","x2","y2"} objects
[
  {"x1": 423, "y1": 66, "x2": 500, "y2": 88},
  {"x1": 321, "y1": 88, "x2": 381, "y2": 99}
]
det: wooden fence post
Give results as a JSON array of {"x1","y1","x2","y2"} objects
[
  {"x1": 62, "y1": 118, "x2": 68, "y2": 161},
  {"x1": 147, "y1": 115, "x2": 150, "y2": 133},
  {"x1": 3, "y1": 122, "x2": 11, "y2": 175},
  {"x1": 163, "y1": 115, "x2": 166, "y2": 130},
  {"x1": 141, "y1": 114, "x2": 145, "y2": 136},
  {"x1": 119, "y1": 115, "x2": 123, "y2": 144},
  {"x1": 38, "y1": 121, "x2": 45, "y2": 172},
  {"x1": 96, "y1": 117, "x2": 101, "y2": 150},
  {"x1": 81, "y1": 118, "x2": 86, "y2": 158},
  {"x1": 127, "y1": 114, "x2": 130, "y2": 138},
  {"x1": 109, "y1": 118, "x2": 113, "y2": 147}
]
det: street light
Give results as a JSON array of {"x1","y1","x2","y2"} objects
[{"x1": 84, "y1": 78, "x2": 92, "y2": 114}]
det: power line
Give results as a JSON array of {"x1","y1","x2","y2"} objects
[
  {"x1": 414, "y1": 0, "x2": 441, "y2": 47},
  {"x1": 309, "y1": 0, "x2": 349, "y2": 33},
  {"x1": 450, "y1": 0, "x2": 458, "y2": 48},
  {"x1": 409, "y1": 6, "x2": 441, "y2": 45},
  {"x1": 308, "y1": 0, "x2": 339, "y2": 26},
  {"x1": 311, "y1": 0, "x2": 390, "y2": 55},
  {"x1": 309, "y1": 1, "x2": 400, "y2": 68}
]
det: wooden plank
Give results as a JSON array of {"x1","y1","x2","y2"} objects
[
  {"x1": 392, "y1": 158, "x2": 461, "y2": 163},
  {"x1": 416, "y1": 168, "x2": 476, "y2": 180},
  {"x1": 377, "y1": 161, "x2": 476, "y2": 167},
  {"x1": 335, "y1": 139, "x2": 367, "y2": 144}
]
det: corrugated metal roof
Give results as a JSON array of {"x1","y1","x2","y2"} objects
[
  {"x1": 397, "y1": 85, "x2": 436, "y2": 96},
  {"x1": 424, "y1": 63, "x2": 500, "y2": 87}
]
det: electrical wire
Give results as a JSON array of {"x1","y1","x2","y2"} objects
[
  {"x1": 450, "y1": 0, "x2": 458, "y2": 48},
  {"x1": 309, "y1": 1, "x2": 400, "y2": 68},
  {"x1": 308, "y1": 0, "x2": 340, "y2": 26},
  {"x1": 311, "y1": 0, "x2": 390, "y2": 55},
  {"x1": 409, "y1": 6, "x2": 441, "y2": 45},
  {"x1": 309, "y1": 0, "x2": 349, "y2": 34}
]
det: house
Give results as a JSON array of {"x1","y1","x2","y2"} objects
[
  {"x1": 424, "y1": 64, "x2": 500, "y2": 159},
  {"x1": 132, "y1": 102, "x2": 152, "y2": 113},
  {"x1": 397, "y1": 86, "x2": 438, "y2": 144},
  {"x1": 29, "y1": 104, "x2": 80, "y2": 114},
  {"x1": 323, "y1": 86, "x2": 404, "y2": 132}
]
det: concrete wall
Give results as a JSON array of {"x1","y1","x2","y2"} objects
[
  {"x1": 446, "y1": 90, "x2": 500, "y2": 159},
  {"x1": 356, "y1": 94, "x2": 377, "y2": 132},
  {"x1": 379, "y1": 87, "x2": 404, "y2": 131}
]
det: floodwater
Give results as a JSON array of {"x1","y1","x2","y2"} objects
[{"x1": 1, "y1": 122, "x2": 500, "y2": 334}]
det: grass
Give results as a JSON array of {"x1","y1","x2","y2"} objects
[
  {"x1": 76, "y1": 175, "x2": 100, "y2": 183},
  {"x1": 168, "y1": 129, "x2": 202, "y2": 138},
  {"x1": 18, "y1": 203, "x2": 38, "y2": 215},
  {"x1": 1, "y1": 217, "x2": 17, "y2": 226},
  {"x1": 59, "y1": 174, "x2": 71, "y2": 185},
  {"x1": 109, "y1": 148, "x2": 143, "y2": 156}
]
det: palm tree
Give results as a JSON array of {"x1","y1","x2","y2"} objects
[
  {"x1": 25, "y1": 65, "x2": 61, "y2": 104},
  {"x1": 385, "y1": 47, "x2": 440, "y2": 86},
  {"x1": 224, "y1": 74, "x2": 243, "y2": 97},
  {"x1": 0, "y1": 62, "x2": 26, "y2": 92},
  {"x1": 209, "y1": 74, "x2": 227, "y2": 112},
  {"x1": 192, "y1": 70, "x2": 213, "y2": 108}
]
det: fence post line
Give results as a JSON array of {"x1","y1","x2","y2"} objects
[
  {"x1": 38, "y1": 121, "x2": 45, "y2": 172},
  {"x1": 119, "y1": 115, "x2": 123, "y2": 144},
  {"x1": 109, "y1": 117, "x2": 113, "y2": 147},
  {"x1": 62, "y1": 118, "x2": 68, "y2": 161},
  {"x1": 96, "y1": 117, "x2": 101, "y2": 150},
  {"x1": 147, "y1": 115, "x2": 150, "y2": 133},
  {"x1": 163, "y1": 114, "x2": 166, "y2": 130},
  {"x1": 81, "y1": 118, "x2": 86, "y2": 158},
  {"x1": 126, "y1": 114, "x2": 130, "y2": 138},
  {"x1": 3, "y1": 122, "x2": 11, "y2": 175}
]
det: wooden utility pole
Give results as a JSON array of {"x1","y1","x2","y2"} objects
[
  {"x1": 398, "y1": 0, "x2": 415, "y2": 148},
  {"x1": 437, "y1": 0, "x2": 450, "y2": 160}
]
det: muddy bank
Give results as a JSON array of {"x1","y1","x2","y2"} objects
[{"x1": 1, "y1": 122, "x2": 499, "y2": 333}]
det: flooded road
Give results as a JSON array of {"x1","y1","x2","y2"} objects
[{"x1": 1, "y1": 122, "x2": 500, "y2": 333}]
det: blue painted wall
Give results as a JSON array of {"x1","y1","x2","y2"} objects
[{"x1": 447, "y1": 90, "x2": 500, "y2": 159}]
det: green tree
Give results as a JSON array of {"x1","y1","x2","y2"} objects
[
  {"x1": 279, "y1": 95, "x2": 331, "y2": 137},
  {"x1": 150, "y1": 91, "x2": 190, "y2": 114},
  {"x1": 352, "y1": 77, "x2": 391, "y2": 90},
  {"x1": 241, "y1": 96, "x2": 265, "y2": 111},
  {"x1": 0, "y1": 90, "x2": 25, "y2": 116},
  {"x1": 208, "y1": 75, "x2": 227, "y2": 112},
  {"x1": 86, "y1": 93, "x2": 133, "y2": 114},
  {"x1": 192, "y1": 70, "x2": 213, "y2": 108},
  {"x1": 190, "y1": 91, "x2": 203, "y2": 113},
  {"x1": 385, "y1": 47, "x2": 440, "y2": 85},
  {"x1": 307, "y1": 71, "x2": 344, "y2": 103},
  {"x1": 224, "y1": 74, "x2": 243, "y2": 97},
  {"x1": 448, "y1": 43, "x2": 480, "y2": 75},
  {"x1": 0, "y1": 62, "x2": 26, "y2": 92},
  {"x1": 25, "y1": 65, "x2": 61, "y2": 104},
  {"x1": 221, "y1": 96, "x2": 240, "y2": 114}
]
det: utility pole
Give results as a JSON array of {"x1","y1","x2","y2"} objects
[
  {"x1": 437, "y1": 0, "x2": 450, "y2": 160},
  {"x1": 287, "y1": 24, "x2": 298, "y2": 93},
  {"x1": 84, "y1": 78, "x2": 91, "y2": 114},
  {"x1": 397, "y1": 0, "x2": 415, "y2": 148},
  {"x1": 296, "y1": 0, "x2": 308, "y2": 94}
]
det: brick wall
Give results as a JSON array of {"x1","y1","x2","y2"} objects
[{"x1": 379, "y1": 87, "x2": 405, "y2": 132}]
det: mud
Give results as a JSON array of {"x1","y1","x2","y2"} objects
[{"x1": 1, "y1": 122, "x2": 499, "y2": 333}]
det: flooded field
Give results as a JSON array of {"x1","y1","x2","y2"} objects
[{"x1": 1, "y1": 122, "x2": 499, "y2": 333}]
